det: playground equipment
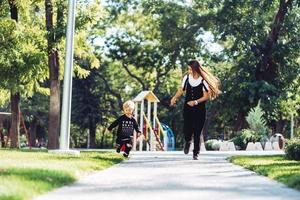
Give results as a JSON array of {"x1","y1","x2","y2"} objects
[
  {"x1": 0, "y1": 111, "x2": 30, "y2": 148},
  {"x1": 161, "y1": 123, "x2": 176, "y2": 151},
  {"x1": 133, "y1": 91, "x2": 170, "y2": 151}
]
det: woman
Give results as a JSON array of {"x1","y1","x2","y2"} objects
[{"x1": 171, "y1": 60, "x2": 221, "y2": 160}]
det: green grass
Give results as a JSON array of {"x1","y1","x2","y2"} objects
[
  {"x1": 229, "y1": 155, "x2": 300, "y2": 191},
  {"x1": 0, "y1": 149, "x2": 124, "y2": 200}
]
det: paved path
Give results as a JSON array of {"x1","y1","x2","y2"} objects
[{"x1": 35, "y1": 151, "x2": 300, "y2": 200}]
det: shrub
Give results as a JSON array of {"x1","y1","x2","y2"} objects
[
  {"x1": 231, "y1": 101, "x2": 270, "y2": 150},
  {"x1": 230, "y1": 134, "x2": 244, "y2": 150},
  {"x1": 230, "y1": 129, "x2": 264, "y2": 150},
  {"x1": 246, "y1": 101, "x2": 268, "y2": 137},
  {"x1": 20, "y1": 134, "x2": 28, "y2": 148},
  {"x1": 285, "y1": 139, "x2": 300, "y2": 161},
  {"x1": 205, "y1": 139, "x2": 222, "y2": 151}
]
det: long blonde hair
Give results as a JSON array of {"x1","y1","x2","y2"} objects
[{"x1": 188, "y1": 60, "x2": 221, "y2": 99}]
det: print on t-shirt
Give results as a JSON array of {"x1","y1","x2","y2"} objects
[
  {"x1": 108, "y1": 114, "x2": 141, "y2": 139},
  {"x1": 121, "y1": 120, "x2": 135, "y2": 135}
]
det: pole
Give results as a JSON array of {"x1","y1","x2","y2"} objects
[
  {"x1": 133, "y1": 102, "x2": 138, "y2": 151},
  {"x1": 147, "y1": 101, "x2": 152, "y2": 151},
  {"x1": 59, "y1": 0, "x2": 76, "y2": 150},
  {"x1": 139, "y1": 100, "x2": 144, "y2": 151}
]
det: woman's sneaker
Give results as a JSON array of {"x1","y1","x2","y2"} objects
[
  {"x1": 193, "y1": 153, "x2": 199, "y2": 160},
  {"x1": 184, "y1": 142, "x2": 190, "y2": 154}
]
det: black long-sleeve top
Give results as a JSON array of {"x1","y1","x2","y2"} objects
[{"x1": 108, "y1": 114, "x2": 141, "y2": 138}]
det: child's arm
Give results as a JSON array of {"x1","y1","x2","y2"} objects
[
  {"x1": 133, "y1": 119, "x2": 142, "y2": 136},
  {"x1": 107, "y1": 117, "x2": 120, "y2": 131}
]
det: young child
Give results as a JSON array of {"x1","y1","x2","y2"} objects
[{"x1": 107, "y1": 100, "x2": 141, "y2": 158}]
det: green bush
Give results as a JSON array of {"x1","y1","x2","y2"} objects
[
  {"x1": 20, "y1": 134, "x2": 28, "y2": 148},
  {"x1": 246, "y1": 101, "x2": 268, "y2": 137},
  {"x1": 230, "y1": 102, "x2": 270, "y2": 150},
  {"x1": 285, "y1": 139, "x2": 300, "y2": 161},
  {"x1": 205, "y1": 139, "x2": 221, "y2": 150},
  {"x1": 230, "y1": 129, "x2": 264, "y2": 150},
  {"x1": 230, "y1": 134, "x2": 244, "y2": 150}
]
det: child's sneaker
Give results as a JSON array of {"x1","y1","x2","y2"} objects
[
  {"x1": 116, "y1": 144, "x2": 121, "y2": 153},
  {"x1": 123, "y1": 152, "x2": 129, "y2": 158}
]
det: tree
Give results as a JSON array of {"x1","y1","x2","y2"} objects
[
  {"x1": 1, "y1": 0, "x2": 102, "y2": 149},
  {"x1": 21, "y1": 93, "x2": 49, "y2": 147},
  {"x1": 0, "y1": 1, "x2": 48, "y2": 148},
  {"x1": 209, "y1": 0, "x2": 300, "y2": 135},
  {"x1": 101, "y1": 0, "x2": 300, "y2": 142},
  {"x1": 44, "y1": 0, "x2": 101, "y2": 149},
  {"x1": 71, "y1": 65, "x2": 101, "y2": 148}
]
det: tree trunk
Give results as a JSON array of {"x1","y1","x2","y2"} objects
[
  {"x1": 8, "y1": 0, "x2": 18, "y2": 22},
  {"x1": 29, "y1": 118, "x2": 38, "y2": 147},
  {"x1": 255, "y1": 0, "x2": 292, "y2": 82},
  {"x1": 202, "y1": 110, "x2": 212, "y2": 139},
  {"x1": 275, "y1": 119, "x2": 287, "y2": 134},
  {"x1": 48, "y1": 77, "x2": 60, "y2": 149},
  {"x1": 111, "y1": 133, "x2": 116, "y2": 148},
  {"x1": 10, "y1": 92, "x2": 20, "y2": 148},
  {"x1": 0, "y1": 116, "x2": 4, "y2": 148},
  {"x1": 46, "y1": 0, "x2": 60, "y2": 149},
  {"x1": 100, "y1": 129, "x2": 105, "y2": 148},
  {"x1": 89, "y1": 117, "x2": 97, "y2": 148},
  {"x1": 8, "y1": 0, "x2": 20, "y2": 149},
  {"x1": 234, "y1": 110, "x2": 246, "y2": 132}
]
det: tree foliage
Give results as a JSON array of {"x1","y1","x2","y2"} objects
[{"x1": 1, "y1": 0, "x2": 300, "y2": 148}]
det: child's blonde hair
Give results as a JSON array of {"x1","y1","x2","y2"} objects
[{"x1": 123, "y1": 100, "x2": 135, "y2": 114}]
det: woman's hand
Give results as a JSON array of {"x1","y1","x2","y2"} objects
[
  {"x1": 171, "y1": 88, "x2": 184, "y2": 106},
  {"x1": 170, "y1": 96, "x2": 177, "y2": 106},
  {"x1": 187, "y1": 100, "x2": 197, "y2": 107}
]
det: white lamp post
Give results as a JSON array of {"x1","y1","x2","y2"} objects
[{"x1": 50, "y1": 0, "x2": 79, "y2": 155}]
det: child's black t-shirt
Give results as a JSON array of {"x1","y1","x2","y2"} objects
[{"x1": 108, "y1": 114, "x2": 141, "y2": 138}]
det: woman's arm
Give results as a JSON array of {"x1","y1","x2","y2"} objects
[
  {"x1": 170, "y1": 88, "x2": 184, "y2": 106},
  {"x1": 197, "y1": 90, "x2": 210, "y2": 103}
]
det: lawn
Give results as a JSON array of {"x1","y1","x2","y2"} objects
[
  {"x1": 0, "y1": 149, "x2": 124, "y2": 200},
  {"x1": 229, "y1": 155, "x2": 300, "y2": 191}
]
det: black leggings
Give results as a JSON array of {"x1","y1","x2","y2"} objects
[{"x1": 183, "y1": 105, "x2": 206, "y2": 154}]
